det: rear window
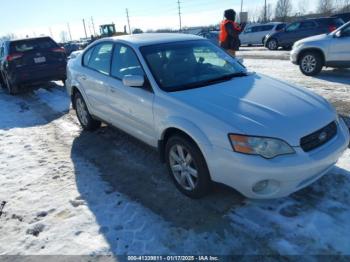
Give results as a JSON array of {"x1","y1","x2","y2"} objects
[
  {"x1": 317, "y1": 18, "x2": 344, "y2": 27},
  {"x1": 10, "y1": 38, "x2": 58, "y2": 53}
]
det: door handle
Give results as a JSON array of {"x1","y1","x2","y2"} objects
[{"x1": 80, "y1": 74, "x2": 87, "y2": 80}]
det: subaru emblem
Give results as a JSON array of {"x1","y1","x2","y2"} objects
[{"x1": 319, "y1": 132, "x2": 327, "y2": 142}]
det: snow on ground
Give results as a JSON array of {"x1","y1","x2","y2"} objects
[
  {"x1": 0, "y1": 56, "x2": 350, "y2": 256},
  {"x1": 238, "y1": 47, "x2": 290, "y2": 60}
]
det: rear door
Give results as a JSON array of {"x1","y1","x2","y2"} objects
[
  {"x1": 240, "y1": 26, "x2": 253, "y2": 45},
  {"x1": 328, "y1": 23, "x2": 350, "y2": 66},
  {"x1": 80, "y1": 42, "x2": 114, "y2": 118},
  {"x1": 254, "y1": 25, "x2": 274, "y2": 44}
]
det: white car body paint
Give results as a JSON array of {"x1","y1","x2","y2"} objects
[{"x1": 66, "y1": 33, "x2": 349, "y2": 199}]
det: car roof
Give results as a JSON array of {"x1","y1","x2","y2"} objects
[
  {"x1": 9, "y1": 36, "x2": 53, "y2": 43},
  {"x1": 103, "y1": 33, "x2": 204, "y2": 47}
]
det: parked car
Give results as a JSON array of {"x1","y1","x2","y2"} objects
[
  {"x1": 265, "y1": 17, "x2": 344, "y2": 50},
  {"x1": 240, "y1": 22, "x2": 286, "y2": 46},
  {"x1": 63, "y1": 42, "x2": 80, "y2": 56},
  {"x1": 332, "y1": 12, "x2": 350, "y2": 23},
  {"x1": 291, "y1": 21, "x2": 350, "y2": 75},
  {"x1": 0, "y1": 37, "x2": 66, "y2": 95},
  {"x1": 197, "y1": 31, "x2": 219, "y2": 46},
  {"x1": 66, "y1": 34, "x2": 349, "y2": 199}
]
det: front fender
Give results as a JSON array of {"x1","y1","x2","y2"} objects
[{"x1": 160, "y1": 116, "x2": 213, "y2": 149}]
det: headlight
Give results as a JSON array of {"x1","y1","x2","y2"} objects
[
  {"x1": 229, "y1": 134, "x2": 295, "y2": 159},
  {"x1": 293, "y1": 42, "x2": 303, "y2": 49}
]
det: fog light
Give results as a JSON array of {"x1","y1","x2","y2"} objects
[{"x1": 253, "y1": 180, "x2": 269, "y2": 193}]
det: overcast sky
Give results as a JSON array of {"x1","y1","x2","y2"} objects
[{"x1": 0, "y1": 0, "x2": 318, "y2": 41}]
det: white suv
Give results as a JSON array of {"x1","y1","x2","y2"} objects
[
  {"x1": 66, "y1": 33, "x2": 349, "y2": 199},
  {"x1": 291, "y1": 21, "x2": 350, "y2": 76}
]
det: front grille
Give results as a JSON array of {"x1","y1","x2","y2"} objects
[{"x1": 300, "y1": 121, "x2": 337, "y2": 152}]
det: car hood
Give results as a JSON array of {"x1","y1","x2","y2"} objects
[
  {"x1": 296, "y1": 33, "x2": 329, "y2": 45},
  {"x1": 169, "y1": 73, "x2": 336, "y2": 146}
]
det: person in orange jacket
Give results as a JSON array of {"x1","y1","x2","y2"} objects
[{"x1": 219, "y1": 9, "x2": 241, "y2": 57}]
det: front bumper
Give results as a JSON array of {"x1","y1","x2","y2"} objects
[
  {"x1": 205, "y1": 118, "x2": 350, "y2": 199},
  {"x1": 290, "y1": 47, "x2": 300, "y2": 65}
]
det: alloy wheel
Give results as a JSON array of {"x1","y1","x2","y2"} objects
[
  {"x1": 169, "y1": 144, "x2": 199, "y2": 191},
  {"x1": 301, "y1": 55, "x2": 317, "y2": 74},
  {"x1": 76, "y1": 97, "x2": 89, "y2": 126}
]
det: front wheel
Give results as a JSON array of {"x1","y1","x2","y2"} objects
[
  {"x1": 74, "y1": 92, "x2": 101, "y2": 131},
  {"x1": 165, "y1": 135, "x2": 211, "y2": 198},
  {"x1": 267, "y1": 39, "x2": 278, "y2": 50},
  {"x1": 299, "y1": 52, "x2": 323, "y2": 76}
]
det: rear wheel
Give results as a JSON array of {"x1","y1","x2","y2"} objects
[
  {"x1": 165, "y1": 135, "x2": 211, "y2": 198},
  {"x1": 4, "y1": 74, "x2": 19, "y2": 95},
  {"x1": 74, "y1": 92, "x2": 101, "y2": 131},
  {"x1": 299, "y1": 52, "x2": 323, "y2": 76},
  {"x1": 267, "y1": 38, "x2": 278, "y2": 50}
]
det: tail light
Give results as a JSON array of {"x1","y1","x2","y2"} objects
[
  {"x1": 52, "y1": 47, "x2": 66, "y2": 53},
  {"x1": 6, "y1": 53, "x2": 23, "y2": 62},
  {"x1": 328, "y1": 25, "x2": 337, "y2": 32}
]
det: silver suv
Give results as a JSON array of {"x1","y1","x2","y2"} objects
[{"x1": 291, "y1": 21, "x2": 350, "y2": 76}]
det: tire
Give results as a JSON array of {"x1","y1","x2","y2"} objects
[
  {"x1": 267, "y1": 38, "x2": 278, "y2": 50},
  {"x1": 299, "y1": 51, "x2": 323, "y2": 76},
  {"x1": 74, "y1": 92, "x2": 101, "y2": 131},
  {"x1": 4, "y1": 74, "x2": 19, "y2": 95},
  {"x1": 165, "y1": 135, "x2": 211, "y2": 199}
]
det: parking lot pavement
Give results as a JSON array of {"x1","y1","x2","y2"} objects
[
  {"x1": 0, "y1": 57, "x2": 350, "y2": 255},
  {"x1": 238, "y1": 47, "x2": 290, "y2": 60}
]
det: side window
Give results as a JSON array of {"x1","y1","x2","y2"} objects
[
  {"x1": 83, "y1": 47, "x2": 95, "y2": 66},
  {"x1": 301, "y1": 21, "x2": 316, "y2": 29},
  {"x1": 87, "y1": 43, "x2": 113, "y2": 75},
  {"x1": 286, "y1": 22, "x2": 301, "y2": 32},
  {"x1": 252, "y1": 26, "x2": 261, "y2": 33},
  {"x1": 244, "y1": 27, "x2": 253, "y2": 33},
  {"x1": 261, "y1": 25, "x2": 274, "y2": 31},
  {"x1": 342, "y1": 24, "x2": 350, "y2": 37},
  {"x1": 276, "y1": 24, "x2": 286, "y2": 31},
  {"x1": 111, "y1": 44, "x2": 143, "y2": 79}
]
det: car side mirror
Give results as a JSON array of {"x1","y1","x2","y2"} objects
[
  {"x1": 122, "y1": 75, "x2": 145, "y2": 88},
  {"x1": 335, "y1": 31, "x2": 342, "y2": 38}
]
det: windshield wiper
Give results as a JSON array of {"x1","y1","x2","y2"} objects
[
  {"x1": 194, "y1": 72, "x2": 248, "y2": 86},
  {"x1": 170, "y1": 72, "x2": 248, "y2": 92}
]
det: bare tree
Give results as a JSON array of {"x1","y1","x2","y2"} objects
[
  {"x1": 298, "y1": 0, "x2": 309, "y2": 15},
  {"x1": 275, "y1": 0, "x2": 293, "y2": 22},
  {"x1": 339, "y1": 0, "x2": 350, "y2": 11},
  {"x1": 318, "y1": 0, "x2": 334, "y2": 15},
  {"x1": 259, "y1": 4, "x2": 273, "y2": 22}
]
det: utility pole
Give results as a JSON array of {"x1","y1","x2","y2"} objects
[
  {"x1": 240, "y1": 0, "x2": 244, "y2": 14},
  {"x1": 82, "y1": 19, "x2": 88, "y2": 39},
  {"x1": 49, "y1": 27, "x2": 53, "y2": 38},
  {"x1": 91, "y1": 16, "x2": 96, "y2": 36},
  {"x1": 264, "y1": 0, "x2": 267, "y2": 23},
  {"x1": 177, "y1": 0, "x2": 182, "y2": 32},
  {"x1": 67, "y1": 23, "x2": 72, "y2": 41},
  {"x1": 126, "y1": 9, "x2": 132, "y2": 35}
]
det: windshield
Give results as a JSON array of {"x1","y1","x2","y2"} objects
[{"x1": 140, "y1": 40, "x2": 246, "y2": 92}]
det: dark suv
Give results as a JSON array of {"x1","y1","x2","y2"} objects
[
  {"x1": 332, "y1": 12, "x2": 350, "y2": 23},
  {"x1": 0, "y1": 37, "x2": 67, "y2": 95},
  {"x1": 265, "y1": 17, "x2": 344, "y2": 50}
]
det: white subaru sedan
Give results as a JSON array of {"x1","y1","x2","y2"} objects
[{"x1": 66, "y1": 33, "x2": 349, "y2": 199}]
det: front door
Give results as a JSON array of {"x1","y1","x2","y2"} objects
[{"x1": 328, "y1": 24, "x2": 350, "y2": 66}]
